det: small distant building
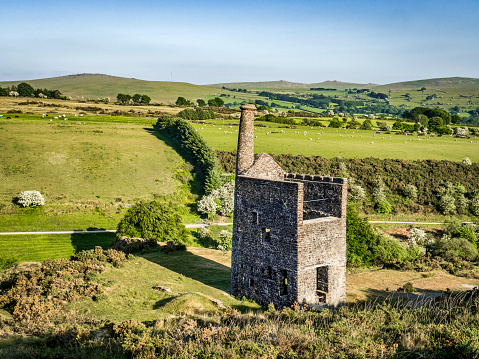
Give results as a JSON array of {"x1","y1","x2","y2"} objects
[{"x1": 231, "y1": 104, "x2": 348, "y2": 308}]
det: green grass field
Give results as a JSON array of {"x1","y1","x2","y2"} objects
[
  {"x1": 68, "y1": 247, "x2": 260, "y2": 322},
  {"x1": 0, "y1": 232, "x2": 116, "y2": 263},
  {"x1": 191, "y1": 119, "x2": 479, "y2": 162},
  {"x1": 0, "y1": 116, "x2": 187, "y2": 231}
]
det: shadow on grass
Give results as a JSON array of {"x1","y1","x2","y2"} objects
[
  {"x1": 70, "y1": 231, "x2": 117, "y2": 253},
  {"x1": 139, "y1": 249, "x2": 231, "y2": 292},
  {"x1": 357, "y1": 287, "x2": 444, "y2": 308},
  {"x1": 143, "y1": 127, "x2": 204, "y2": 199}
]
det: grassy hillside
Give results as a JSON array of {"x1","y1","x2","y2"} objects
[
  {"x1": 0, "y1": 73, "x2": 220, "y2": 104},
  {"x1": 0, "y1": 115, "x2": 189, "y2": 231}
]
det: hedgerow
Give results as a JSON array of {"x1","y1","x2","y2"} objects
[
  {"x1": 217, "y1": 151, "x2": 479, "y2": 215},
  {"x1": 155, "y1": 115, "x2": 223, "y2": 194}
]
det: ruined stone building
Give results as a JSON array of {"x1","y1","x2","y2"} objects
[{"x1": 231, "y1": 104, "x2": 348, "y2": 308}]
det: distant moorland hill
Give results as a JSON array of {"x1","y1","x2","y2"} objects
[
  {"x1": 212, "y1": 77, "x2": 479, "y2": 91},
  {"x1": 0, "y1": 73, "x2": 220, "y2": 104}
]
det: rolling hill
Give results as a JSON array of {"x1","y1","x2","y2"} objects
[
  {"x1": 0, "y1": 73, "x2": 220, "y2": 104},
  {"x1": 211, "y1": 77, "x2": 479, "y2": 91}
]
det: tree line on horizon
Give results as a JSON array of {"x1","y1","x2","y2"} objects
[{"x1": 0, "y1": 82, "x2": 66, "y2": 99}]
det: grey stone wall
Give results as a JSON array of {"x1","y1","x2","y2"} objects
[{"x1": 231, "y1": 175, "x2": 302, "y2": 308}]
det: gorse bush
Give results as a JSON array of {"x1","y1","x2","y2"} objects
[
  {"x1": 429, "y1": 237, "x2": 478, "y2": 263},
  {"x1": 17, "y1": 190, "x2": 45, "y2": 207},
  {"x1": 116, "y1": 199, "x2": 188, "y2": 244}
]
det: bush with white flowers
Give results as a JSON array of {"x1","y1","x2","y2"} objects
[
  {"x1": 403, "y1": 184, "x2": 418, "y2": 200},
  {"x1": 462, "y1": 157, "x2": 472, "y2": 165},
  {"x1": 17, "y1": 191, "x2": 45, "y2": 207},
  {"x1": 408, "y1": 227, "x2": 429, "y2": 246},
  {"x1": 197, "y1": 180, "x2": 235, "y2": 218},
  {"x1": 217, "y1": 229, "x2": 232, "y2": 251}
]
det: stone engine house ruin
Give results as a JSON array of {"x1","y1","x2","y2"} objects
[{"x1": 231, "y1": 104, "x2": 348, "y2": 308}]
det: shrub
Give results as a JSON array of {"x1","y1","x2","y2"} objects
[
  {"x1": 17, "y1": 190, "x2": 45, "y2": 207},
  {"x1": 403, "y1": 184, "x2": 418, "y2": 200},
  {"x1": 463, "y1": 157, "x2": 472, "y2": 165},
  {"x1": 408, "y1": 227, "x2": 428, "y2": 246},
  {"x1": 348, "y1": 183, "x2": 366, "y2": 202},
  {"x1": 398, "y1": 282, "x2": 416, "y2": 293},
  {"x1": 197, "y1": 180, "x2": 235, "y2": 218},
  {"x1": 346, "y1": 204, "x2": 377, "y2": 266},
  {"x1": 438, "y1": 194, "x2": 456, "y2": 215},
  {"x1": 197, "y1": 195, "x2": 219, "y2": 219},
  {"x1": 470, "y1": 194, "x2": 479, "y2": 216},
  {"x1": 372, "y1": 236, "x2": 418, "y2": 265},
  {"x1": 116, "y1": 199, "x2": 188, "y2": 243},
  {"x1": 429, "y1": 237, "x2": 478, "y2": 263},
  {"x1": 217, "y1": 230, "x2": 232, "y2": 251},
  {"x1": 372, "y1": 178, "x2": 392, "y2": 214},
  {"x1": 445, "y1": 219, "x2": 478, "y2": 246},
  {"x1": 110, "y1": 236, "x2": 158, "y2": 254},
  {"x1": 161, "y1": 241, "x2": 187, "y2": 253}
]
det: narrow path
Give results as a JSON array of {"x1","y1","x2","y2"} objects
[
  {"x1": 2, "y1": 221, "x2": 475, "y2": 236},
  {"x1": 0, "y1": 223, "x2": 234, "y2": 235}
]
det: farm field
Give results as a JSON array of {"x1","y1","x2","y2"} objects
[
  {"x1": 191, "y1": 119, "x2": 479, "y2": 162},
  {"x1": 0, "y1": 115, "x2": 189, "y2": 231}
]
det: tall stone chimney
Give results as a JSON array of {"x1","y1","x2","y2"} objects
[{"x1": 236, "y1": 104, "x2": 256, "y2": 175}]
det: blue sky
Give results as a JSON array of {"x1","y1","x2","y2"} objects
[{"x1": 2, "y1": 0, "x2": 478, "y2": 84}]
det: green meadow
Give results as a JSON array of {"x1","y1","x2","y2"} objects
[
  {"x1": 191, "y1": 119, "x2": 479, "y2": 162},
  {"x1": 0, "y1": 115, "x2": 187, "y2": 231},
  {"x1": 0, "y1": 232, "x2": 116, "y2": 263}
]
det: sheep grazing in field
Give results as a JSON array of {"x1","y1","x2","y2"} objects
[{"x1": 371, "y1": 142, "x2": 374, "y2": 144}]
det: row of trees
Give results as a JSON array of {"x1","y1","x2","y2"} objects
[
  {"x1": 116, "y1": 93, "x2": 151, "y2": 104},
  {"x1": 175, "y1": 96, "x2": 224, "y2": 108},
  {"x1": 0, "y1": 82, "x2": 65, "y2": 99}
]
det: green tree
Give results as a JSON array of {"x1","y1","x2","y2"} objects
[
  {"x1": 117, "y1": 93, "x2": 131, "y2": 104},
  {"x1": 176, "y1": 96, "x2": 191, "y2": 106},
  {"x1": 0, "y1": 87, "x2": 7, "y2": 96},
  {"x1": 17, "y1": 82, "x2": 35, "y2": 97},
  {"x1": 116, "y1": 199, "x2": 188, "y2": 243},
  {"x1": 132, "y1": 94, "x2": 142, "y2": 103},
  {"x1": 141, "y1": 94, "x2": 151, "y2": 104},
  {"x1": 208, "y1": 97, "x2": 224, "y2": 107},
  {"x1": 428, "y1": 116, "x2": 444, "y2": 132},
  {"x1": 416, "y1": 114, "x2": 429, "y2": 129},
  {"x1": 360, "y1": 119, "x2": 373, "y2": 130},
  {"x1": 197, "y1": 99, "x2": 206, "y2": 107},
  {"x1": 451, "y1": 114, "x2": 462, "y2": 124}
]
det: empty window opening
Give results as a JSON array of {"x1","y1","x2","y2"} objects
[
  {"x1": 262, "y1": 228, "x2": 271, "y2": 243},
  {"x1": 249, "y1": 278, "x2": 255, "y2": 287},
  {"x1": 279, "y1": 270, "x2": 288, "y2": 296},
  {"x1": 316, "y1": 266, "x2": 329, "y2": 303}
]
